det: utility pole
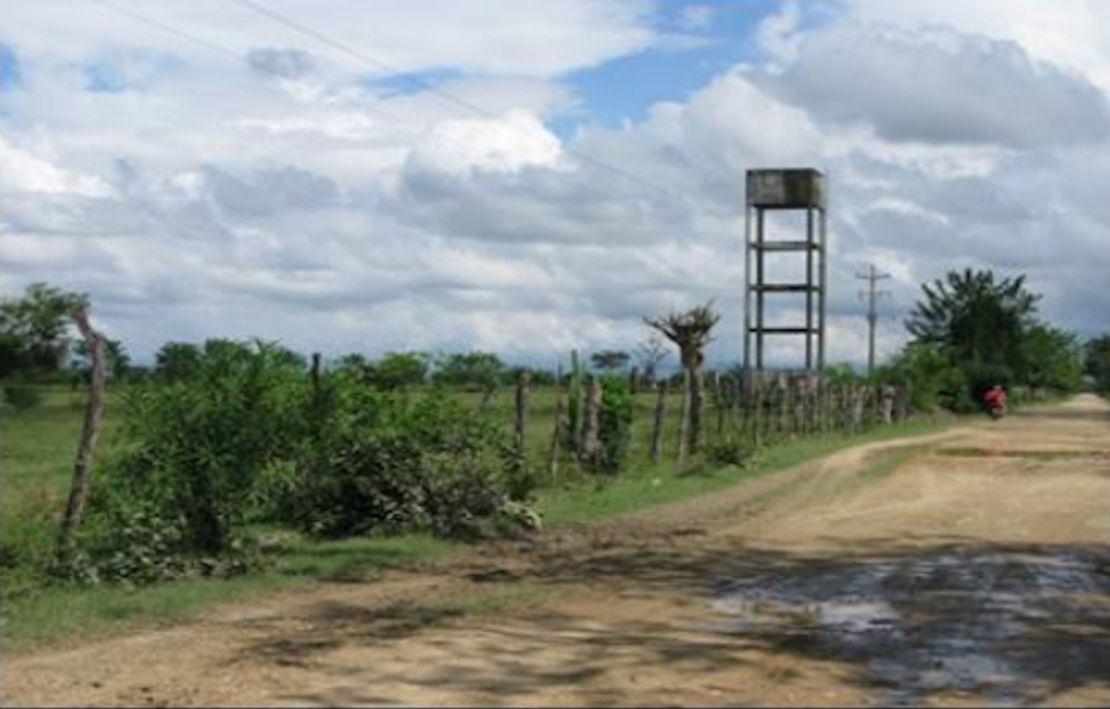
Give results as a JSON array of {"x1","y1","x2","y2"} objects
[{"x1": 856, "y1": 264, "x2": 891, "y2": 376}]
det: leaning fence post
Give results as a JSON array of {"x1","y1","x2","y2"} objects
[{"x1": 56, "y1": 307, "x2": 107, "y2": 558}]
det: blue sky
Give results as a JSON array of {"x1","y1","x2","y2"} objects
[{"x1": 556, "y1": 1, "x2": 781, "y2": 134}]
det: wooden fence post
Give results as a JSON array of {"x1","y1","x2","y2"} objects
[
  {"x1": 548, "y1": 377, "x2": 565, "y2": 482},
  {"x1": 711, "y1": 371, "x2": 724, "y2": 437},
  {"x1": 56, "y1": 307, "x2": 107, "y2": 557},
  {"x1": 580, "y1": 375, "x2": 601, "y2": 464},
  {"x1": 677, "y1": 370, "x2": 691, "y2": 463},
  {"x1": 650, "y1": 379, "x2": 667, "y2": 464},
  {"x1": 514, "y1": 371, "x2": 530, "y2": 456}
]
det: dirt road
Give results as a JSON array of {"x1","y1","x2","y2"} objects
[{"x1": 6, "y1": 395, "x2": 1110, "y2": 706}]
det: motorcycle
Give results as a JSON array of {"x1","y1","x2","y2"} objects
[{"x1": 988, "y1": 402, "x2": 1006, "y2": 420}]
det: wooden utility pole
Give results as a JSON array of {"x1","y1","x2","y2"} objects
[
  {"x1": 57, "y1": 307, "x2": 107, "y2": 557},
  {"x1": 857, "y1": 264, "x2": 891, "y2": 376}
]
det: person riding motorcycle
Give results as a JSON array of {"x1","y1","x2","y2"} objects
[{"x1": 983, "y1": 384, "x2": 1007, "y2": 419}]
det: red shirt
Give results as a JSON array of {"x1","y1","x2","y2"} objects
[{"x1": 984, "y1": 389, "x2": 1006, "y2": 407}]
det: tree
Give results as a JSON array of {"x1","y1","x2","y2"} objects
[
  {"x1": 155, "y1": 341, "x2": 203, "y2": 382},
  {"x1": 880, "y1": 342, "x2": 970, "y2": 412},
  {"x1": 432, "y1": 352, "x2": 505, "y2": 392},
  {"x1": 590, "y1": 350, "x2": 630, "y2": 372},
  {"x1": 645, "y1": 302, "x2": 720, "y2": 456},
  {"x1": 1085, "y1": 335, "x2": 1110, "y2": 393},
  {"x1": 373, "y1": 351, "x2": 430, "y2": 389},
  {"x1": 0, "y1": 282, "x2": 88, "y2": 379},
  {"x1": 1022, "y1": 324, "x2": 1083, "y2": 393},
  {"x1": 905, "y1": 269, "x2": 1040, "y2": 399},
  {"x1": 634, "y1": 335, "x2": 670, "y2": 383}
]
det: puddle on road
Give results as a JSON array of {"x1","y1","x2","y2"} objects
[{"x1": 712, "y1": 549, "x2": 1110, "y2": 706}]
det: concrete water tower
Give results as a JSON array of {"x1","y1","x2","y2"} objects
[{"x1": 743, "y1": 168, "x2": 828, "y2": 371}]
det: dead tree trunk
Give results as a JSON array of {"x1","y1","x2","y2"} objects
[
  {"x1": 514, "y1": 372, "x2": 530, "y2": 456},
  {"x1": 56, "y1": 308, "x2": 107, "y2": 558},
  {"x1": 677, "y1": 370, "x2": 691, "y2": 462},
  {"x1": 650, "y1": 379, "x2": 667, "y2": 464},
  {"x1": 580, "y1": 376, "x2": 602, "y2": 464},
  {"x1": 688, "y1": 366, "x2": 705, "y2": 455}
]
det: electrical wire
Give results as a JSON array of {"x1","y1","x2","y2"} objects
[
  {"x1": 227, "y1": 0, "x2": 690, "y2": 201},
  {"x1": 87, "y1": 0, "x2": 417, "y2": 133}
]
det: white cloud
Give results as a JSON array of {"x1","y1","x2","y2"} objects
[
  {"x1": 758, "y1": 22, "x2": 1110, "y2": 148},
  {"x1": 405, "y1": 110, "x2": 564, "y2": 176}
]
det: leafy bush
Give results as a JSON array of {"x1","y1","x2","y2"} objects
[
  {"x1": 109, "y1": 340, "x2": 309, "y2": 554},
  {"x1": 285, "y1": 388, "x2": 534, "y2": 540},
  {"x1": 53, "y1": 495, "x2": 267, "y2": 587},
  {"x1": 595, "y1": 376, "x2": 633, "y2": 474},
  {"x1": 3, "y1": 381, "x2": 43, "y2": 410}
]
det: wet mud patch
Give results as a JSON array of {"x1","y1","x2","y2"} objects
[{"x1": 712, "y1": 547, "x2": 1110, "y2": 706}]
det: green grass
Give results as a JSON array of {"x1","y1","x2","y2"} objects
[
  {"x1": 537, "y1": 416, "x2": 954, "y2": 527},
  {"x1": 2, "y1": 533, "x2": 457, "y2": 652},
  {"x1": 1, "y1": 383, "x2": 958, "y2": 652}
]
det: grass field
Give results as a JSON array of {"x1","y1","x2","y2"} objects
[{"x1": 1, "y1": 382, "x2": 956, "y2": 651}]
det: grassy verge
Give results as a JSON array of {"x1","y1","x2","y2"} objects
[
  {"x1": 2, "y1": 533, "x2": 457, "y2": 652},
  {"x1": 2, "y1": 387, "x2": 959, "y2": 653},
  {"x1": 539, "y1": 415, "x2": 956, "y2": 527}
]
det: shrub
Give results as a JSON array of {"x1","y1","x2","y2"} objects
[
  {"x1": 595, "y1": 376, "x2": 633, "y2": 474},
  {"x1": 285, "y1": 389, "x2": 533, "y2": 540},
  {"x1": 53, "y1": 495, "x2": 267, "y2": 587}
]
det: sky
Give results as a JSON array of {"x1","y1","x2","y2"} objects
[{"x1": 2, "y1": 0, "x2": 1109, "y2": 369}]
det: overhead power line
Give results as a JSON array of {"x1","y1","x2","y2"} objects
[
  {"x1": 88, "y1": 0, "x2": 415, "y2": 132},
  {"x1": 227, "y1": 0, "x2": 688, "y2": 200}
]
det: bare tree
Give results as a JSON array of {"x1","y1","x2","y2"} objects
[
  {"x1": 644, "y1": 302, "x2": 720, "y2": 456},
  {"x1": 634, "y1": 335, "x2": 670, "y2": 384}
]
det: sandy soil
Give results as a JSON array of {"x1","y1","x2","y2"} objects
[{"x1": 5, "y1": 395, "x2": 1110, "y2": 707}]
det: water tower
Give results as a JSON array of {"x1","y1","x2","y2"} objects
[{"x1": 743, "y1": 168, "x2": 827, "y2": 371}]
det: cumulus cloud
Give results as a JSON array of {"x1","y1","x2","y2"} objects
[{"x1": 757, "y1": 23, "x2": 1110, "y2": 148}]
